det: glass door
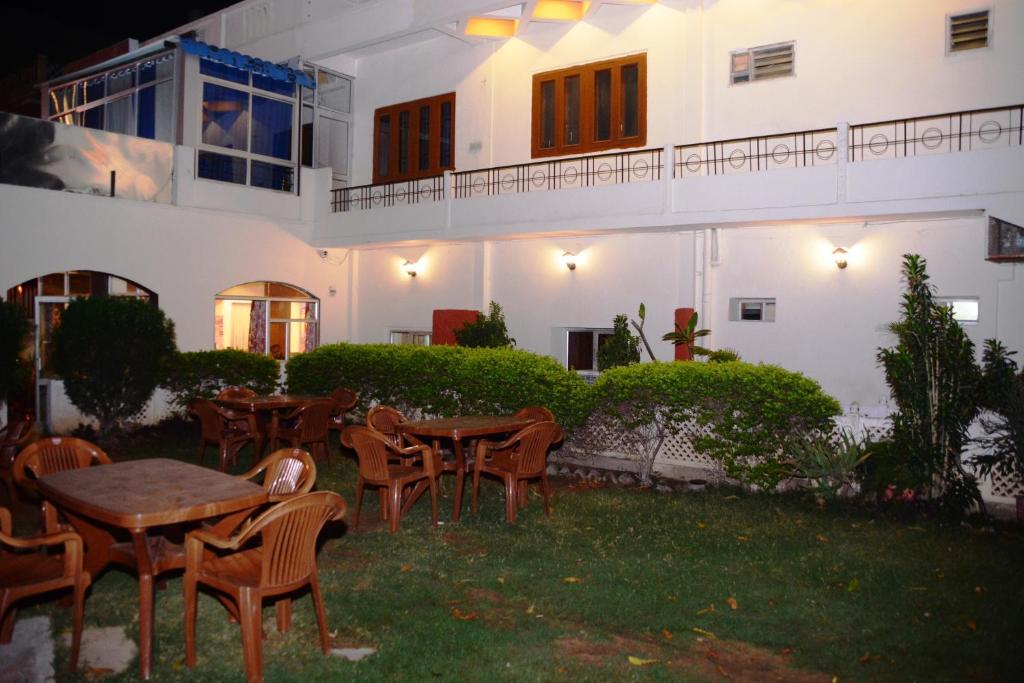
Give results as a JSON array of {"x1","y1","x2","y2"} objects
[{"x1": 35, "y1": 297, "x2": 68, "y2": 432}]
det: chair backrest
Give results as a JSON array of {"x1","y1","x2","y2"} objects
[
  {"x1": 13, "y1": 437, "x2": 112, "y2": 492},
  {"x1": 1, "y1": 415, "x2": 35, "y2": 466},
  {"x1": 190, "y1": 399, "x2": 226, "y2": 440},
  {"x1": 347, "y1": 426, "x2": 406, "y2": 481},
  {"x1": 366, "y1": 405, "x2": 406, "y2": 446},
  {"x1": 507, "y1": 421, "x2": 560, "y2": 476},
  {"x1": 293, "y1": 400, "x2": 334, "y2": 441},
  {"x1": 514, "y1": 406, "x2": 556, "y2": 423},
  {"x1": 216, "y1": 386, "x2": 257, "y2": 400},
  {"x1": 246, "y1": 448, "x2": 317, "y2": 501},
  {"x1": 246, "y1": 491, "x2": 346, "y2": 589},
  {"x1": 330, "y1": 388, "x2": 358, "y2": 416}
]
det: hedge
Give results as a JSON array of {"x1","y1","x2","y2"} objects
[
  {"x1": 161, "y1": 349, "x2": 280, "y2": 415},
  {"x1": 285, "y1": 343, "x2": 592, "y2": 429},
  {"x1": 590, "y1": 361, "x2": 841, "y2": 488}
]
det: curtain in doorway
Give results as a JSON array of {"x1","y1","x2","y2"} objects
[{"x1": 248, "y1": 300, "x2": 267, "y2": 353}]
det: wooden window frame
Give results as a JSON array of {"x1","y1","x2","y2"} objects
[
  {"x1": 373, "y1": 92, "x2": 455, "y2": 184},
  {"x1": 531, "y1": 53, "x2": 647, "y2": 159}
]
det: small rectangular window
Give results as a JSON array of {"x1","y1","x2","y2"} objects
[
  {"x1": 566, "y1": 328, "x2": 614, "y2": 372},
  {"x1": 729, "y1": 298, "x2": 776, "y2": 322},
  {"x1": 937, "y1": 297, "x2": 979, "y2": 323},
  {"x1": 390, "y1": 330, "x2": 431, "y2": 346},
  {"x1": 731, "y1": 42, "x2": 795, "y2": 84},
  {"x1": 948, "y1": 9, "x2": 990, "y2": 52}
]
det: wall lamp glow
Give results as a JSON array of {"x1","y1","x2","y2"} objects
[
  {"x1": 832, "y1": 247, "x2": 849, "y2": 270},
  {"x1": 402, "y1": 260, "x2": 418, "y2": 277},
  {"x1": 561, "y1": 251, "x2": 577, "y2": 271}
]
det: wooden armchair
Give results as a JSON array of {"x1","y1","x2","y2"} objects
[
  {"x1": 191, "y1": 399, "x2": 259, "y2": 472},
  {"x1": 239, "y1": 448, "x2": 317, "y2": 502},
  {"x1": 0, "y1": 414, "x2": 36, "y2": 504},
  {"x1": 270, "y1": 400, "x2": 334, "y2": 465},
  {"x1": 472, "y1": 421, "x2": 560, "y2": 523},
  {"x1": 183, "y1": 491, "x2": 347, "y2": 683},
  {"x1": 216, "y1": 386, "x2": 257, "y2": 401},
  {"x1": 514, "y1": 406, "x2": 565, "y2": 442},
  {"x1": 13, "y1": 437, "x2": 112, "y2": 534},
  {"x1": 344, "y1": 426, "x2": 439, "y2": 534},
  {"x1": 1, "y1": 506, "x2": 91, "y2": 673},
  {"x1": 327, "y1": 388, "x2": 358, "y2": 435},
  {"x1": 365, "y1": 405, "x2": 406, "y2": 446}
]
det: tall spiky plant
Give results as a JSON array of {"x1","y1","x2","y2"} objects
[{"x1": 877, "y1": 254, "x2": 983, "y2": 515}]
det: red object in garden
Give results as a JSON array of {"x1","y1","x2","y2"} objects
[
  {"x1": 432, "y1": 309, "x2": 479, "y2": 346},
  {"x1": 674, "y1": 307, "x2": 696, "y2": 361}
]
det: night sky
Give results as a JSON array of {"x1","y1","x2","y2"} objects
[{"x1": 1, "y1": 2, "x2": 239, "y2": 78}]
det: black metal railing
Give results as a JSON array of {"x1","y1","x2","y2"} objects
[
  {"x1": 452, "y1": 147, "x2": 662, "y2": 199},
  {"x1": 674, "y1": 127, "x2": 838, "y2": 178},
  {"x1": 330, "y1": 175, "x2": 444, "y2": 212},
  {"x1": 849, "y1": 104, "x2": 1023, "y2": 161}
]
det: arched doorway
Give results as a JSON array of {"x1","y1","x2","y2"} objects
[{"x1": 6, "y1": 271, "x2": 158, "y2": 429}]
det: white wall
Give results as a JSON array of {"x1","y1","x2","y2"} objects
[{"x1": 708, "y1": 217, "x2": 1024, "y2": 408}]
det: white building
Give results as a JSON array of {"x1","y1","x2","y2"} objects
[{"x1": 1, "y1": 0, "x2": 1022, "y2": 455}]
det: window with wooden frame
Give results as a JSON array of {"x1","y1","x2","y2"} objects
[
  {"x1": 373, "y1": 92, "x2": 455, "y2": 184},
  {"x1": 532, "y1": 53, "x2": 646, "y2": 158}
]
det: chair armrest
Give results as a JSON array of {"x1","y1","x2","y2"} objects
[
  {"x1": 0, "y1": 507, "x2": 10, "y2": 535},
  {"x1": 187, "y1": 526, "x2": 244, "y2": 551},
  {"x1": 0, "y1": 528, "x2": 82, "y2": 552}
]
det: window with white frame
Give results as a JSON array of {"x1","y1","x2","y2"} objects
[
  {"x1": 730, "y1": 42, "x2": 795, "y2": 84},
  {"x1": 948, "y1": 9, "x2": 991, "y2": 53},
  {"x1": 729, "y1": 298, "x2": 776, "y2": 322},
  {"x1": 214, "y1": 281, "x2": 318, "y2": 360},
  {"x1": 390, "y1": 330, "x2": 431, "y2": 346},
  {"x1": 45, "y1": 50, "x2": 177, "y2": 142},
  {"x1": 198, "y1": 57, "x2": 300, "y2": 192},
  {"x1": 937, "y1": 297, "x2": 979, "y2": 324},
  {"x1": 566, "y1": 328, "x2": 614, "y2": 372}
]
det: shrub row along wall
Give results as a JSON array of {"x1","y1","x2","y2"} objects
[
  {"x1": 286, "y1": 344, "x2": 840, "y2": 484},
  {"x1": 161, "y1": 349, "x2": 281, "y2": 415}
]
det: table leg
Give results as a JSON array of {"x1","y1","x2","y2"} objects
[
  {"x1": 452, "y1": 439, "x2": 465, "y2": 522},
  {"x1": 130, "y1": 529, "x2": 155, "y2": 680}
]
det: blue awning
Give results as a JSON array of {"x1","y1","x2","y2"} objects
[{"x1": 180, "y1": 37, "x2": 315, "y2": 89}]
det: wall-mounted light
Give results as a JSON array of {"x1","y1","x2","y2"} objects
[
  {"x1": 561, "y1": 251, "x2": 577, "y2": 271},
  {"x1": 402, "y1": 260, "x2": 418, "y2": 277},
  {"x1": 832, "y1": 247, "x2": 848, "y2": 270}
]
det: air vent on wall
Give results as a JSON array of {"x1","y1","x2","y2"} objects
[
  {"x1": 949, "y1": 10, "x2": 990, "y2": 52},
  {"x1": 731, "y1": 42, "x2": 795, "y2": 84}
]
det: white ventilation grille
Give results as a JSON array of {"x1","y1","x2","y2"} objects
[
  {"x1": 949, "y1": 10, "x2": 990, "y2": 52},
  {"x1": 731, "y1": 42, "x2": 795, "y2": 84}
]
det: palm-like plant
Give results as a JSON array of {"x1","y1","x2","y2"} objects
[{"x1": 662, "y1": 311, "x2": 711, "y2": 360}]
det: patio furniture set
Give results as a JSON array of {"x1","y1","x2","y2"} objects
[{"x1": 0, "y1": 390, "x2": 562, "y2": 682}]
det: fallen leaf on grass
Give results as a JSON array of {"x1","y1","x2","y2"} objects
[
  {"x1": 662, "y1": 628, "x2": 673, "y2": 640},
  {"x1": 780, "y1": 647, "x2": 792, "y2": 656},
  {"x1": 859, "y1": 653, "x2": 871, "y2": 663},
  {"x1": 628, "y1": 656, "x2": 657, "y2": 666},
  {"x1": 846, "y1": 579, "x2": 860, "y2": 592},
  {"x1": 736, "y1": 535, "x2": 750, "y2": 542},
  {"x1": 526, "y1": 604, "x2": 535, "y2": 614},
  {"x1": 451, "y1": 607, "x2": 478, "y2": 621},
  {"x1": 400, "y1": 564, "x2": 413, "y2": 572},
  {"x1": 966, "y1": 620, "x2": 977, "y2": 631},
  {"x1": 496, "y1": 576, "x2": 505, "y2": 584},
  {"x1": 695, "y1": 604, "x2": 715, "y2": 616},
  {"x1": 696, "y1": 522, "x2": 707, "y2": 529},
  {"x1": 692, "y1": 627, "x2": 717, "y2": 639},
  {"x1": 908, "y1": 586, "x2": 927, "y2": 592},
  {"x1": 974, "y1": 585, "x2": 986, "y2": 595},
  {"x1": 723, "y1": 495, "x2": 738, "y2": 501},
  {"x1": 726, "y1": 596, "x2": 739, "y2": 610},
  {"x1": 816, "y1": 534, "x2": 829, "y2": 543},
  {"x1": 562, "y1": 576, "x2": 584, "y2": 584}
]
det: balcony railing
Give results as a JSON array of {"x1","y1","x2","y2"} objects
[
  {"x1": 674, "y1": 128, "x2": 837, "y2": 177},
  {"x1": 330, "y1": 175, "x2": 444, "y2": 213},
  {"x1": 452, "y1": 147, "x2": 662, "y2": 199},
  {"x1": 328, "y1": 103, "x2": 1023, "y2": 213},
  {"x1": 849, "y1": 104, "x2": 1023, "y2": 161}
]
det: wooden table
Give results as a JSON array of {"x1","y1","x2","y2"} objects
[
  {"x1": 396, "y1": 416, "x2": 534, "y2": 521},
  {"x1": 38, "y1": 458, "x2": 268, "y2": 680},
  {"x1": 215, "y1": 394, "x2": 325, "y2": 413}
]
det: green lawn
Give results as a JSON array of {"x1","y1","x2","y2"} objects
[{"x1": 14, "y1": 424, "x2": 1024, "y2": 682}]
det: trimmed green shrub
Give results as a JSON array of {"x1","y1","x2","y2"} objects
[
  {"x1": 973, "y1": 340, "x2": 1024, "y2": 483},
  {"x1": 52, "y1": 297, "x2": 176, "y2": 434},
  {"x1": 0, "y1": 300, "x2": 32, "y2": 409},
  {"x1": 591, "y1": 361, "x2": 840, "y2": 487},
  {"x1": 286, "y1": 343, "x2": 590, "y2": 429},
  {"x1": 161, "y1": 349, "x2": 280, "y2": 415},
  {"x1": 454, "y1": 301, "x2": 516, "y2": 348}
]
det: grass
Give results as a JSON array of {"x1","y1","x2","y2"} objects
[{"x1": 11, "y1": 423, "x2": 1024, "y2": 682}]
